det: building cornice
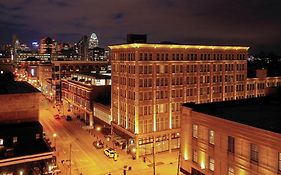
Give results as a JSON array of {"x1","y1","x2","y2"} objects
[{"x1": 109, "y1": 43, "x2": 249, "y2": 51}]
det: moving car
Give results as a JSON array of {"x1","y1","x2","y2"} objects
[
  {"x1": 93, "y1": 141, "x2": 104, "y2": 149},
  {"x1": 54, "y1": 114, "x2": 60, "y2": 120},
  {"x1": 103, "y1": 148, "x2": 116, "y2": 158}
]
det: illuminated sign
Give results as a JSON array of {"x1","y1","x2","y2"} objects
[{"x1": 31, "y1": 69, "x2": 35, "y2": 76}]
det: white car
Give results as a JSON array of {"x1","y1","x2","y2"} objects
[{"x1": 103, "y1": 148, "x2": 116, "y2": 158}]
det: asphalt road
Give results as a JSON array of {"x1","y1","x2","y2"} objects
[{"x1": 39, "y1": 95, "x2": 179, "y2": 175}]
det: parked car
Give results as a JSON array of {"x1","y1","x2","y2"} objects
[
  {"x1": 54, "y1": 114, "x2": 60, "y2": 120},
  {"x1": 66, "y1": 115, "x2": 72, "y2": 121},
  {"x1": 103, "y1": 148, "x2": 116, "y2": 158},
  {"x1": 93, "y1": 141, "x2": 104, "y2": 149}
]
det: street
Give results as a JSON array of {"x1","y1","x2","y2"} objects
[{"x1": 39, "y1": 95, "x2": 180, "y2": 175}]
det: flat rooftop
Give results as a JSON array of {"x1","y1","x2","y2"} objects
[
  {"x1": 74, "y1": 72, "x2": 111, "y2": 79},
  {"x1": 0, "y1": 81, "x2": 40, "y2": 94},
  {"x1": 0, "y1": 121, "x2": 52, "y2": 159},
  {"x1": 184, "y1": 96, "x2": 281, "y2": 134}
]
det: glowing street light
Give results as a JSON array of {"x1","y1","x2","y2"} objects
[
  {"x1": 53, "y1": 133, "x2": 57, "y2": 150},
  {"x1": 132, "y1": 148, "x2": 136, "y2": 153},
  {"x1": 96, "y1": 126, "x2": 101, "y2": 131}
]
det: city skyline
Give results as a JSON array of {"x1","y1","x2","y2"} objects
[{"x1": 1, "y1": 0, "x2": 281, "y2": 54}]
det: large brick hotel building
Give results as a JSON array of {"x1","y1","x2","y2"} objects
[{"x1": 109, "y1": 43, "x2": 281, "y2": 158}]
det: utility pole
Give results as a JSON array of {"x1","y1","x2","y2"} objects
[
  {"x1": 123, "y1": 165, "x2": 127, "y2": 175},
  {"x1": 69, "y1": 144, "x2": 72, "y2": 175},
  {"x1": 177, "y1": 148, "x2": 181, "y2": 175},
  {"x1": 153, "y1": 141, "x2": 155, "y2": 175}
]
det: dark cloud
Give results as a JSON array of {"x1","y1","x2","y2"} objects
[
  {"x1": 0, "y1": 0, "x2": 281, "y2": 54},
  {"x1": 113, "y1": 13, "x2": 124, "y2": 20},
  {"x1": 48, "y1": 0, "x2": 71, "y2": 7}
]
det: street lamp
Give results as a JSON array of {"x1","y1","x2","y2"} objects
[
  {"x1": 132, "y1": 148, "x2": 136, "y2": 153},
  {"x1": 19, "y1": 170, "x2": 23, "y2": 175},
  {"x1": 53, "y1": 133, "x2": 57, "y2": 150},
  {"x1": 96, "y1": 126, "x2": 101, "y2": 131}
]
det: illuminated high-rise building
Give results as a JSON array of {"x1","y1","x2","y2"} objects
[
  {"x1": 109, "y1": 42, "x2": 281, "y2": 158},
  {"x1": 39, "y1": 37, "x2": 57, "y2": 56},
  {"x1": 89, "y1": 33, "x2": 99, "y2": 48},
  {"x1": 77, "y1": 33, "x2": 106, "y2": 61},
  {"x1": 77, "y1": 35, "x2": 89, "y2": 61}
]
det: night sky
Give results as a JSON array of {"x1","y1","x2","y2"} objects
[{"x1": 1, "y1": 0, "x2": 281, "y2": 54}]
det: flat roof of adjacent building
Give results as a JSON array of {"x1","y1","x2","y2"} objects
[
  {"x1": 109, "y1": 43, "x2": 249, "y2": 50},
  {"x1": 183, "y1": 96, "x2": 281, "y2": 134},
  {"x1": 74, "y1": 72, "x2": 111, "y2": 79},
  {"x1": 0, "y1": 81, "x2": 40, "y2": 94},
  {"x1": 0, "y1": 121, "x2": 52, "y2": 159},
  {"x1": 21, "y1": 57, "x2": 42, "y2": 62},
  {"x1": 52, "y1": 60, "x2": 108, "y2": 64}
]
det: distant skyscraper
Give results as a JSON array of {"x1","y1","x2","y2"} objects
[
  {"x1": 31, "y1": 41, "x2": 39, "y2": 53},
  {"x1": 39, "y1": 37, "x2": 57, "y2": 56},
  {"x1": 77, "y1": 33, "x2": 105, "y2": 61},
  {"x1": 89, "y1": 33, "x2": 99, "y2": 48},
  {"x1": 77, "y1": 35, "x2": 88, "y2": 60}
]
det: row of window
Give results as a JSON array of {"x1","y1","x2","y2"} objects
[
  {"x1": 192, "y1": 149, "x2": 215, "y2": 172},
  {"x1": 117, "y1": 85, "x2": 263, "y2": 101},
  {"x1": 138, "y1": 104, "x2": 171, "y2": 115},
  {"x1": 138, "y1": 133, "x2": 180, "y2": 145},
  {"x1": 192, "y1": 124, "x2": 214, "y2": 145},
  {"x1": 118, "y1": 53, "x2": 247, "y2": 61},
  {"x1": 63, "y1": 92, "x2": 91, "y2": 110},
  {"x1": 0, "y1": 134, "x2": 41, "y2": 146},
  {"x1": 137, "y1": 115, "x2": 180, "y2": 133},
  {"x1": 138, "y1": 77, "x2": 246, "y2": 87},
  {"x1": 192, "y1": 124, "x2": 281, "y2": 172},
  {"x1": 116, "y1": 63, "x2": 246, "y2": 74},
  {"x1": 62, "y1": 82, "x2": 90, "y2": 99}
]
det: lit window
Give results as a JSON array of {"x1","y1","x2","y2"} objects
[
  {"x1": 209, "y1": 157, "x2": 215, "y2": 171},
  {"x1": 0, "y1": 139, "x2": 3, "y2": 145},
  {"x1": 36, "y1": 133, "x2": 40, "y2": 140},
  {"x1": 192, "y1": 124, "x2": 198, "y2": 138},
  {"x1": 228, "y1": 167, "x2": 234, "y2": 175},
  {"x1": 250, "y1": 143, "x2": 258, "y2": 162},
  {"x1": 13, "y1": 137, "x2": 18, "y2": 143},
  {"x1": 192, "y1": 149, "x2": 198, "y2": 163},
  {"x1": 278, "y1": 153, "x2": 281, "y2": 171},
  {"x1": 209, "y1": 130, "x2": 215, "y2": 145},
  {"x1": 228, "y1": 136, "x2": 235, "y2": 153}
]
